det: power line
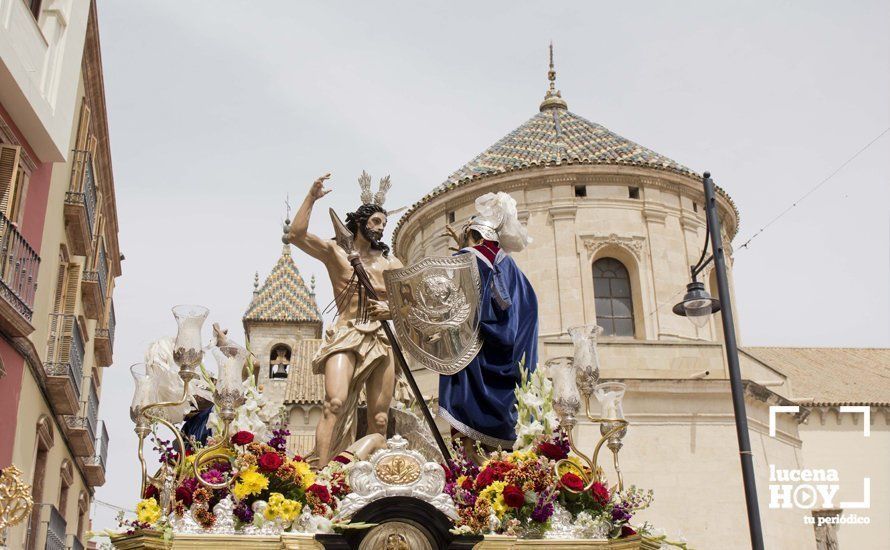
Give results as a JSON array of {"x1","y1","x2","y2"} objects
[
  {"x1": 737, "y1": 126, "x2": 890, "y2": 251},
  {"x1": 92, "y1": 498, "x2": 134, "y2": 514},
  {"x1": 645, "y1": 125, "x2": 890, "y2": 322}
]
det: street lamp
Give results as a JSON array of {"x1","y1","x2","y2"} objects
[{"x1": 674, "y1": 172, "x2": 765, "y2": 550}]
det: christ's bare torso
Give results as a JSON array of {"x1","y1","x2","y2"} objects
[{"x1": 325, "y1": 244, "x2": 398, "y2": 320}]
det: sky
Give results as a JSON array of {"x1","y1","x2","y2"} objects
[{"x1": 90, "y1": 0, "x2": 889, "y2": 531}]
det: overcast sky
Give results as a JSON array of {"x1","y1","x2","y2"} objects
[{"x1": 90, "y1": 0, "x2": 889, "y2": 532}]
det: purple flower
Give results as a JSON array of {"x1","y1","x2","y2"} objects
[
  {"x1": 233, "y1": 501, "x2": 254, "y2": 524},
  {"x1": 201, "y1": 469, "x2": 225, "y2": 484},
  {"x1": 268, "y1": 429, "x2": 291, "y2": 453},
  {"x1": 611, "y1": 503, "x2": 632, "y2": 523},
  {"x1": 531, "y1": 490, "x2": 556, "y2": 522},
  {"x1": 531, "y1": 501, "x2": 554, "y2": 522}
]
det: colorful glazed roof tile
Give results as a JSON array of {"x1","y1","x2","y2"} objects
[
  {"x1": 439, "y1": 107, "x2": 696, "y2": 188},
  {"x1": 285, "y1": 339, "x2": 324, "y2": 405},
  {"x1": 243, "y1": 245, "x2": 321, "y2": 324}
]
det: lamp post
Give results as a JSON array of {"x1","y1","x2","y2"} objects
[{"x1": 674, "y1": 172, "x2": 765, "y2": 550}]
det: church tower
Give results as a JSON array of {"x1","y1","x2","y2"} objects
[{"x1": 243, "y1": 245, "x2": 325, "y2": 456}]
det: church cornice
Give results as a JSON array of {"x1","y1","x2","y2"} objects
[{"x1": 393, "y1": 165, "x2": 739, "y2": 257}]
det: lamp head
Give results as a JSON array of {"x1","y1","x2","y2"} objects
[{"x1": 673, "y1": 281, "x2": 721, "y2": 328}]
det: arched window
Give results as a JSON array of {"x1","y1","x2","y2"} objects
[
  {"x1": 593, "y1": 257, "x2": 635, "y2": 337},
  {"x1": 269, "y1": 344, "x2": 292, "y2": 380}
]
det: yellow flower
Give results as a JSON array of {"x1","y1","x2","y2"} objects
[
  {"x1": 507, "y1": 450, "x2": 534, "y2": 463},
  {"x1": 232, "y1": 466, "x2": 269, "y2": 500},
  {"x1": 264, "y1": 492, "x2": 302, "y2": 522},
  {"x1": 136, "y1": 497, "x2": 161, "y2": 525},
  {"x1": 478, "y1": 481, "x2": 508, "y2": 518},
  {"x1": 291, "y1": 459, "x2": 316, "y2": 489},
  {"x1": 456, "y1": 475, "x2": 468, "y2": 488}
]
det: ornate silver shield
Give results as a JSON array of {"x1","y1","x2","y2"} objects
[{"x1": 384, "y1": 254, "x2": 481, "y2": 375}]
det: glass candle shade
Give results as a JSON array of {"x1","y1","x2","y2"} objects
[
  {"x1": 594, "y1": 382, "x2": 627, "y2": 442},
  {"x1": 547, "y1": 356, "x2": 581, "y2": 424},
  {"x1": 172, "y1": 305, "x2": 208, "y2": 369},
  {"x1": 213, "y1": 346, "x2": 249, "y2": 403},
  {"x1": 568, "y1": 324, "x2": 603, "y2": 396},
  {"x1": 129, "y1": 363, "x2": 154, "y2": 422}
]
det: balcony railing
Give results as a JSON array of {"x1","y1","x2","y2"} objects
[
  {"x1": 83, "y1": 420, "x2": 108, "y2": 486},
  {"x1": 94, "y1": 300, "x2": 114, "y2": 367},
  {"x1": 82, "y1": 242, "x2": 108, "y2": 320},
  {"x1": 40, "y1": 503, "x2": 66, "y2": 550},
  {"x1": 63, "y1": 150, "x2": 98, "y2": 256},
  {"x1": 44, "y1": 314, "x2": 84, "y2": 414},
  {"x1": 64, "y1": 382, "x2": 98, "y2": 457},
  {"x1": 0, "y1": 211, "x2": 40, "y2": 336}
]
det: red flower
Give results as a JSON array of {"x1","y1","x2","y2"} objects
[
  {"x1": 258, "y1": 451, "x2": 284, "y2": 472},
  {"x1": 442, "y1": 463, "x2": 454, "y2": 484},
  {"x1": 621, "y1": 525, "x2": 637, "y2": 538},
  {"x1": 460, "y1": 476, "x2": 474, "y2": 491},
  {"x1": 591, "y1": 481, "x2": 610, "y2": 507},
  {"x1": 332, "y1": 454, "x2": 352, "y2": 465},
  {"x1": 475, "y1": 468, "x2": 495, "y2": 489},
  {"x1": 307, "y1": 483, "x2": 331, "y2": 504},
  {"x1": 502, "y1": 485, "x2": 525, "y2": 508},
  {"x1": 175, "y1": 485, "x2": 193, "y2": 506},
  {"x1": 559, "y1": 472, "x2": 585, "y2": 492},
  {"x1": 231, "y1": 431, "x2": 254, "y2": 446},
  {"x1": 537, "y1": 441, "x2": 568, "y2": 460},
  {"x1": 142, "y1": 484, "x2": 159, "y2": 500},
  {"x1": 293, "y1": 454, "x2": 304, "y2": 462}
]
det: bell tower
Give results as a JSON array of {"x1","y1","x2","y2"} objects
[{"x1": 243, "y1": 246, "x2": 324, "y2": 450}]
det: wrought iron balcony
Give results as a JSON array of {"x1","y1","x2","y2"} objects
[
  {"x1": 44, "y1": 314, "x2": 84, "y2": 415},
  {"x1": 39, "y1": 503, "x2": 66, "y2": 550},
  {"x1": 94, "y1": 300, "x2": 114, "y2": 367},
  {"x1": 82, "y1": 419, "x2": 108, "y2": 487},
  {"x1": 63, "y1": 150, "x2": 98, "y2": 256},
  {"x1": 64, "y1": 382, "x2": 98, "y2": 457},
  {"x1": 0, "y1": 211, "x2": 39, "y2": 336}
]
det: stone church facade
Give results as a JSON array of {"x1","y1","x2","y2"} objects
[{"x1": 252, "y1": 70, "x2": 889, "y2": 549}]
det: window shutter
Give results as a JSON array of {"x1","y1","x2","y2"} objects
[
  {"x1": 58, "y1": 264, "x2": 81, "y2": 361},
  {"x1": 64, "y1": 264, "x2": 81, "y2": 314},
  {"x1": 47, "y1": 262, "x2": 68, "y2": 362},
  {"x1": 76, "y1": 101, "x2": 91, "y2": 151},
  {"x1": 0, "y1": 145, "x2": 21, "y2": 218}
]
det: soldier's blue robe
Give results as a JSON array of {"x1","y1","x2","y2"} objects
[{"x1": 438, "y1": 246, "x2": 538, "y2": 448}]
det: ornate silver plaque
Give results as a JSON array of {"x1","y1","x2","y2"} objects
[
  {"x1": 335, "y1": 435, "x2": 458, "y2": 521},
  {"x1": 384, "y1": 254, "x2": 481, "y2": 375}
]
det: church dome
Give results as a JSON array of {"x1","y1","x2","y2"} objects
[
  {"x1": 442, "y1": 105, "x2": 697, "y2": 187},
  {"x1": 393, "y1": 48, "x2": 738, "y2": 244}
]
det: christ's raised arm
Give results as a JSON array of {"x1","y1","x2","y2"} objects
[{"x1": 286, "y1": 173, "x2": 336, "y2": 261}]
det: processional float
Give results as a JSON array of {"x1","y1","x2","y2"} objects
[{"x1": 112, "y1": 208, "x2": 677, "y2": 550}]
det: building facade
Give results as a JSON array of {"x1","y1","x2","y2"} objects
[{"x1": 0, "y1": 2, "x2": 121, "y2": 549}]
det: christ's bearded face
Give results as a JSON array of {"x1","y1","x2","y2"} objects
[{"x1": 362, "y1": 211, "x2": 387, "y2": 246}]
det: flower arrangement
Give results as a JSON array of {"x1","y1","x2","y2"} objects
[
  {"x1": 445, "y1": 442, "x2": 557, "y2": 536},
  {"x1": 445, "y1": 434, "x2": 653, "y2": 539},
  {"x1": 171, "y1": 428, "x2": 342, "y2": 531}
]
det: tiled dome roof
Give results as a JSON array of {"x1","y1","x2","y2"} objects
[
  {"x1": 392, "y1": 48, "x2": 738, "y2": 244},
  {"x1": 243, "y1": 245, "x2": 321, "y2": 324},
  {"x1": 440, "y1": 107, "x2": 697, "y2": 188}
]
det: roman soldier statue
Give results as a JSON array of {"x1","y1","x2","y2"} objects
[{"x1": 439, "y1": 192, "x2": 539, "y2": 454}]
